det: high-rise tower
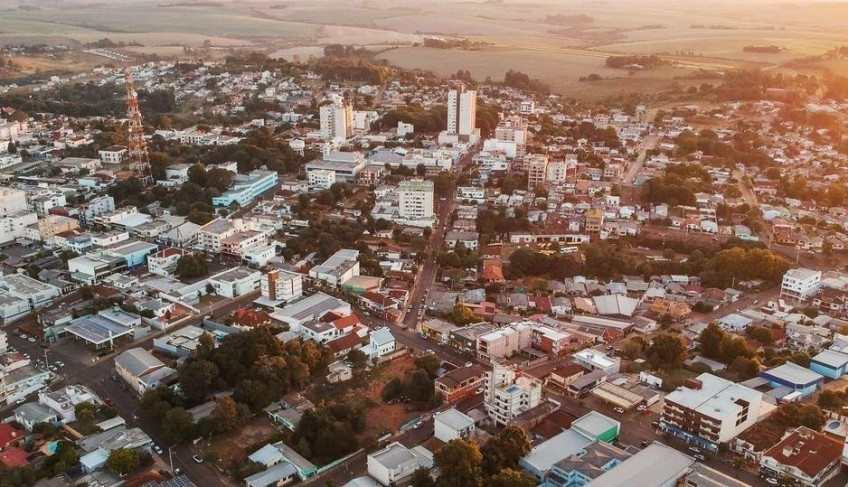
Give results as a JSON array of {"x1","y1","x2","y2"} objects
[{"x1": 124, "y1": 68, "x2": 153, "y2": 186}]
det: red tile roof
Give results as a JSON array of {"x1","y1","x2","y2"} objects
[
  {"x1": 482, "y1": 259, "x2": 505, "y2": 281},
  {"x1": 763, "y1": 427, "x2": 841, "y2": 478},
  {"x1": 326, "y1": 333, "x2": 362, "y2": 354},
  {"x1": 0, "y1": 448, "x2": 29, "y2": 467},
  {"x1": 332, "y1": 314, "x2": 360, "y2": 330},
  {"x1": 0, "y1": 424, "x2": 22, "y2": 449}
]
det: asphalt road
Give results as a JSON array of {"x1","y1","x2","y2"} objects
[
  {"x1": 622, "y1": 133, "x2": 660, "y2": 186},
  {"x1": 4, "y1": 290, "x2": 261, "y2": 485}
]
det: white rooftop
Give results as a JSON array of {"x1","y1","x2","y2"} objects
[
  {"x1": 522, "y1": 428, "x2": 593, "y2": 474},
  {"x1": 434, "y1": 408, "x2": 474, "y2": 431},
  {"x1": 589, "y1": 442, "x2": 693, "y2": 487},
  {"x1": 665, "y1": 373, "x2": 762, "y2": 421}
]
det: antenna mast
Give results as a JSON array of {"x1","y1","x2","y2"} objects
[{"x1": 124, "y1": 67, "x2": 153, "y2": 186}]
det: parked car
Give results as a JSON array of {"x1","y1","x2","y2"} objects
[
  {"x1": 153, "y1": 445, "x2": 163, "y2": 455},
  {"x1": 104, "y1": 397, "x2": 114, "y2": 406},
  {"x1": 613, "y1": 407, "x2": 625, "y2": 414},
  {"x1": 27, "y1": 337, "x2": 36, "y2": 343},
  {"x1": 192, "y1": 455, "x2": 203, "y2": 464},
  {"x1": 688, "y1": 447, "x2": 701, "y2": 454},
  {"x1": 694, "y1": 454, "x2": 706, "y2": 461},
  {"x1": 636, "y1": 405, "x2": 646, "y2": 412}
]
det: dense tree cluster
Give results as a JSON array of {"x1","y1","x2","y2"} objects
[
  {"x1": 291, "y1": 401, "x2": 367, "y2": 464},
  {"x1": 411, "y1": 427, "x2": 534, "y2": 487},
  {"x1": 382, "y1": 355, "x2": 443, "y2": 408},
  {"x1": 175, "y1": 254, "x2": 209, "y2": 278},
  {"x1": 505, "y1": 248, "x2": 581, "y2": 279},
  {"x1": 379, "y1": 104, "x2": 447, "y2": 133},
  {"x1": 646, "y1": 332, "x2": 688, "y2": 368},
  {"x1": 503, "y1": 69, "x2": 551, "y2": 95},
  {"x1": 699, "y1": 247, "x2": 791, "y2": 288},
  {"x1": 641, "y1": 162, "x2": 711, "y2": 206},
  {"x1": 605, "y1": 55, "x2": 667, "y2": 69}
]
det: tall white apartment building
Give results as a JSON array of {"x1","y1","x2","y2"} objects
[
  {"x1": 484, "y1": 365, "x2": 542, "y2": 426},
  {"x1": 398, "y1": 179, "x2": 435, "y2": 227},
  {"x1": 78, "y1": 195, "x2": 116, "y2": 224},
  {"x1": 780, "y1": 268, "x2": 821, "y2": 303},
  {"x1": 441, "y1": 85, "x2": 480, "y2": 144},
  {"x1": 260, "y1": 269, "x2": 303, "y2": 305},
  {"x1": 320, "y1": 102, "x2": 353, "y2": 141},
  {"x1": 308, "y1": 169, "x2": 336, "y2": 190},
  {"x1": 526, "y1": 154, "x2": 549, "y2": 190},
  {"x1": 546, "y1": 160, "x2": 568, "y2": 184},
  {"x1": 0, "y1": 188, "x2": 37, "y2": 245},
  {"x1": 0, "y1": 188, "x2": 28, "y2": 216},
  {"x1": 196, "y1": 218, "x2": 244, "y2": 252}
]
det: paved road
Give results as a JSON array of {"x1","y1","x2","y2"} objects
[
  {"x1": 622, "y1": 133, "x2": 660, "y2": 186},
  {"x1": 401, "y1": 143, "x2": 481, "y2": 332},
  {"x1": 4, "y1": 291, "x2": 261, "y2": 485}
]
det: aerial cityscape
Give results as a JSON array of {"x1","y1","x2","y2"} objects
[{"x1": 1, "y1": 0, "x2": 848, "y2": 486}]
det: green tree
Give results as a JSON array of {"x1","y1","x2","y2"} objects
[
  {"x1": 346, "y1": 349, "x2": 368, "y2": 369},
  {"x1": 409, "y1": 467, "x2": 435, "y2": 487},
  {"x1": 176, "y1": 254, "x2": 209, "y2": 278},
  {"x1": 162, "y1": 407, "x2": 196, "y2": 445},
  {"x1": 698, "y1": 323, "x2": 726, "y2": 359},
  {"x1": 414, "y1": 354, "x2": 442, "y2": 379},
  {"x1": 434, "y1": 439, "x2": 484, "y2": 487},
  {"x1": 178, "y1": 359, "x2": 219, "y2": 402},
  {"x1": 106, "y1": 448, "x2": 139, "y2": 475},
  {"x1": 647, "y1": 332, "x2": 687, "y2": 368},
  {"x1": 210, "y1": 396, "x2": 240, "y2": 434},
  {"x1": 488, "y1": 468, "x2": 537, "y2": 487},
  {"x1": 187, "y1": 163, "x2": 207, "y2": 187}
]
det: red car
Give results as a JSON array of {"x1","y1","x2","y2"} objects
[{"x1": 104, "y1": 397, "x2": 114, "y2": 406}]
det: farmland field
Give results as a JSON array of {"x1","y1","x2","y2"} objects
[{"x1": 2, "y1": 0, "x2": 848, "y2": 98}]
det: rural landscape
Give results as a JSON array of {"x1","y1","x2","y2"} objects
[
  {"x1": 1, "y1": 0, "x2": 848, "y2": 99},
  {"x1": 3, "y1": 1, "x2": 848, "y2": 487}
]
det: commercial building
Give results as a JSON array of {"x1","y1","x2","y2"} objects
[
  {"x1": 367, "y1": 442, "x2": 433, "y2": 487},
  {"x1": 781, "y1": 268, "x2": 822, "y2": 303},
  {"x1": 542, "y1": 441, "x2": 630, "y2": 487},
  {"x1": 67, "y1": 252, "x2": 126, "y2": 284},
  {"x1": 0, "y1": 188, "x2": 37, "y2": 245},
  {"x1": 153, "y1": 326, "x2": 213, "y2": 358},
  {"x1": 320, "y1": 102, "x2": 353, "y2": 141},
  {"x1": 484, "y1": 365, "x2": 542, "y2": 426},
  {"x1": 588, "y1": 442, "x2": 694, "y2": 487},
  {"x1": 147, "y1": 247, "x2": 192, "y2": 277},
  {"x1": 78, "y1": 196, "x2": 116, "y2": 224},
  {"x1": 307, "y1": 168, "x2": 336, "y2": 190},
  {"x1": 114, "y1": 348, "x2": 177, "y2": 394},
  {"x1": 305, "y1": 152, "x2": 367, "y2": 184},
  {"x1": 211, "y1": 170, "x2": 278, "y2": 208},
  {"x1": 810, "y1": 348, "x2": 848, "y2": 379},
  {"x1": 308, "y1": 249, "x2": 360, "y2": 287},
  {"x1": 397, "y1": 179, "x2": 435, "y2": 227},
  {"x1": 573, "y1": 349, "x2": 620, "y2": 374},
  {"x1": 196, "y1": 218, "x2": 244, "y2": 252},
  {"x1": 220, "y1": 230, "x2": 267, "y2": 257},
  {"x1": 433, "y1": 408, "x2": 475, "y2": 442},
  {"x1": 208, "y1": 267, "x2": 262, "y2": 298},
  {"x1": 270, "y1": 292, "x2": 351, "y2": 331},
  {"x1": 661, "y1": 373, "x2": 763, "y2": 451},
  {"x1": 477, "y1": 323, "x2": 532, "y2": 362},
  {"x1": 0, "y1": 273, "x2": 62, "y2": 310},
  {"x1": 760, "y1": 362, "x2": 824, "y2": 398},
  {"x1": 760, "y1": 426, "x2": 841, "y2": 486},
  {"x1": 98, "y1": 145, "x2": 127, "y2": 164}
]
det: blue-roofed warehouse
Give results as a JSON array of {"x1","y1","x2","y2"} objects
[{"x1": 760, "y1": 362, "x2": 824, "y2": 398}]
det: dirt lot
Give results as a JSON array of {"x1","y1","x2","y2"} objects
[
  {"x1": 358, "y1": 355, "x2": 420, "y2": 436},
  {"x1": 206, "y1": 416, "x2": 280, "y2": 470}
]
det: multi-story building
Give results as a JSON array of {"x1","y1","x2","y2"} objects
[
  {"x1": 434, "y1": 365, "x2": 487, "y2": 403},
  {"x1": 38, "y1": 384, "x2": 99, "y2": 423},
  {"x1": 398, "y1": 179, "x2": 434, "y2": 226},
  {"x1": 260, "y1": 269, "x2": 303, "y2": 305},
  {"x1": 308, "y1": 249, "x2": 360, "y2": 288},
  {"x1": 208, "y1": 267, "x2": 262, "y2": 298},
  {"x1": 147, "y1": 247, "x2": 192, "y2": 277},
  {"x1": 220, "y1": 230, "x2": 267, "y2": 256},
  {"x1": 0, "y1": 211, "x2": 38, "y2": 245},
  {"x1": 760, "y1": 426, "x2": 841, "y2": 486},
  {"x1": 307, "y1": 169, "x2": 336, "y2": 190},
  {"x1": 477, "y1": 323, "x2": 533, "y2": 362},
  {"x1": 545, "y1": 160, "x2": 568, "y2": 184},
  {"x1": 447, "y1": 85, "x2": 477, "y2": 138},
  {"x1": 196, "y1": 218, "x2": 244, "y2": 252},
  {"x1": 211, "y1": 170, "x2": 278, "y2": 208},
  {"x1": 526, "y1": 154, "x2": 549, "y2": 190},
  {"x1": 33, "y1": 214, "x2": 79, "y2": 241},
  {"x1": 0, "y1": 188, "x2": 28, "y2": 216},
  {"x1": 319, "y1": 102, "x2": 353, "y2": 141},
  {"x1": 305, "y1": 152, "x2": 367, "y2": 184},
  {"x1": 78, "y1": 195, "x2": 116, "y2": 224},
  {"x1": 484, "y1": 365, "x2": 542, "y2": 426},
  {"x1": 30, "y1": 193, "x2": 66, "y2": 217},
  {"x1": 585, "y1": 208, "x2": 605, "y2": 234},
  {"x1": 661, "y1": 373, "x2": 762, "y2": 452},
  {"x1": 780, "y1": 268, "x2": 822, "y2": 303},
  {"x1": 98, "y1": 145, "x2": 127, "y2": 165}
]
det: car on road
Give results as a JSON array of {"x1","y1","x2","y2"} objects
[
  {"x1": 425, "y1": 349, "x2": 435, "y2": 355},
  {"x1": 54, "y1": 361, "x2": 65, "y2": 368},
  {"x1": 636, "y1": 405, "x2": 646, "y2": 412},
  {"x1": 153, "y1": 445, "x2": 163, "y2": 455},
  {"x1": 401, "y1": 325, "x2": 408, "y2": 330},
  {"x1": 19, "y1": 334, "x2": 28, "y2": 340},
  {"x1": 104, "y1": 397, "x2": 114, "y2": 406},
  {"x1": 694, "y1": 454, "x2": 706, "y2": 461},
  {"x1": 48, "y1": 365, "x2": 57, "y2": 372},
  {"x1": 765, "y1": 479, "x2": 778, "y2": 485},
  {"x1": 192, "y1": 455, "x2": 203, "y2": 464},
  {"x1": 641, "y1": 440, "x2": 649, "y2": 448},
  {"x1": 27, "y1": 337, "x2": 36, "y2": 343},
  {"x1": 613, "y1": 407, "x2": 625, "y2": 414},
  {"x1": 688, "y1": 447, "x2": 701, "y2": 454}
]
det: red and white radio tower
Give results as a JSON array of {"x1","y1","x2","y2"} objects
[{"x1": 124, "y1": 67, "x2": 153, "y2": 186}]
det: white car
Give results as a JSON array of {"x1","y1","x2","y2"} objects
[
  {"x1": 27, "y1": 337, "x2": 36, "y2": 343},
  {"x1": 19, "y1": 334, "x2": 28, "y2": 340},
  {"x1": 153, "y1": 445, "x2": 163, "y2": 455},
  {"x1": 613, "y1": 407, "x2": 625, "y2": 414}
]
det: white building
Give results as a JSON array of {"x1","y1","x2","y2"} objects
[
  {"x1": 320, "y1": 102, "x2": 353, "y2": 141},
  {"x1": 114, "y1": 348, "x2": 177, "y2": 395},
  {"x1": 0, "y1": 188, "x2": 37, "y2": 244},
  {"x1": 220, "y1": 230, "x2": 267, "y2": 256},
  {"x1": 30, "y1": 193, "x2": 66, "y2": 217},
  {"x1": 208, "y1": 267, "x2": 262, "y2": 298},
  {"x1": 0, "y1": 274, "x2": 62, "y2": 320},
  {"x1": 196, "y1": 218, "x2": 244, "y2": 252},
  {"x1": 362, "y1": 328, "x2": 396, "y2": 359},
  {"x1": 211, "y1": 170, "x2": 279, "y2": 208},
  {"x1": 397, "y1": 179, "x2": 435, "y2": 227},
  {"x1": 367, "y1": 442, "x2": 433, "y2": 487},
  {"x1": 442, "y1": 85, "x2": 479, "y2": 144},
  {"x1": 484, "y1": 365, "x2": 542, "y2": 426},
  {"x1": 242, "y1": 244, "x2": 276, "y2": 268},
  {"x1": 573, "y1": 349, "x2": 621, "y2": 374},
  {"x1": 38, "y1": 384, "x2": 99, "y2": 423},
  {"x1": 433, "y1": 408, "x2": 475, "y2": 442},
  {"x1": 147, "y1": 247, "x2": 192, "y2": 277},
  {"x1": 661, "y1": 373, "x2": 763, "y2": 452},
  {"x1": 308, "y1": 169, "x2": 336, "y2": 190},
  {"x1": 260, "y1": 269, "x2": 303, "y2": 306},
  {"x1": 308, "y1": 249, "x2": 360, "y2": 287},
  {"x1": 78, "y1": 195, "x2": 116, "y2": 224},
  {"x1": 781, "y1": 268, "x2": 821, "y2": 304},
  {"x1": 98, "y1": 145, "x2": 127, "y2": 165}
]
